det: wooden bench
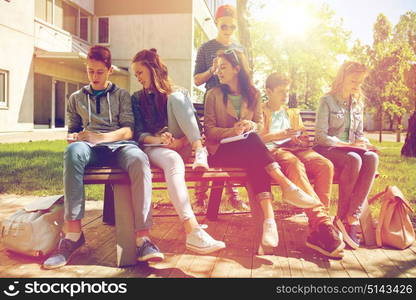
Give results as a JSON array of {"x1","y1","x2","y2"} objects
[
  {"x1": 83, "y1": 105, "x2": 376, "y2": 265},
  {"x1": 82, "y1": 106, "x2": 325, "y2": 265}
]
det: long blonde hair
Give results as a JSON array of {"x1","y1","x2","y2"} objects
[{"x1": 329, "y1": 61, "x2": 368, "y2": 102}]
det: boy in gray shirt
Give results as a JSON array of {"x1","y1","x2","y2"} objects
[{"x1": 43, "y1": 46, "x2": 163, "y2": 269}]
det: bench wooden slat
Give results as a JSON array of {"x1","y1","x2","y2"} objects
[
  {"x1": 83, "y1": 175, "x2": 129, "y2": 184},
  {"x1": 83, "y1": 168, "x2": 341, "y2": 185},
  {"x1": 83, "y1": 166, "x2": 250, "y2": 184}
]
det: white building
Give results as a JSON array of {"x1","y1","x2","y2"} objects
[{"x1": 0, "y1": 0, "x2": 230, "y2": 132}]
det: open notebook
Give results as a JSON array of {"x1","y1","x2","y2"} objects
[{"x1": 220, "y1": 131, "x2": 254, "y2": 144}]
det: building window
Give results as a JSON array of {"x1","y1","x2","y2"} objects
[
  {"x1": 0, "y1": 70, "x2": 9, "y2": 109},
  {"x1": 98, "y1": 17, "x2": 109, "y2": 44},
  {"x1": 35, "y1": 0, "x2": 92, "y2": 42},
  {"x1": 80, "y1": 11, "x2": 90, "y2": 41},
  {"x1": 62, "y1": 0, "x2": 77, "y2": 36},
  {"x1": 35, "y1": 0, "x2": 53, "y2": 23}
]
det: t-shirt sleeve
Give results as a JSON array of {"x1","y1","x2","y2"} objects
[
  {"x1": 194, "y1": 44, "x2": 207, "y2": 76},
  {"x1": 66, "y1": 93, "x2": 83, "y2": 133}
]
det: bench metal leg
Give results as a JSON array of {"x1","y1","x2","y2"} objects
[
  {"x1": 206, "y1": 179, "x2": 225, "y2": 220},
  {"x1": 103, "y1": 184, "x2": 115, "y2": 225},
  {"x1": 113, "y1": 183, "x2": 137, "y2": 267}
]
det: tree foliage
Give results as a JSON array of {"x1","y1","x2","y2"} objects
[
  {"x1": 236, "y1": 0, "x2": 253, "y2": 71},
  {"x1": 351, "y1": 13, "x2": 416, "y2": 135},
  {"x1": 236, "y1": 0, "x2": 416, "y2": 131},
  {"x1": 244, "y1": 0, "x2": 350, "y2": 109}
]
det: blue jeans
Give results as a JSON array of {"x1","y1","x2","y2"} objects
[
  {"x1": 63, "y1": 142, "x2": 152, "y2": 231},
  {"x1": 314, "y1": 145, "x2": 379, "y2": 220},
  {"x1": 167, "y1": 91, "x2": 201, "y2": 143}
]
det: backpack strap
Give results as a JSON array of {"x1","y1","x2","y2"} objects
[
  {"x1": 368, "y1": 186, "x2": 388, "y2": 205},
  {"x1": 388, "y1": 186, "x2": 414, "y2": 213}
]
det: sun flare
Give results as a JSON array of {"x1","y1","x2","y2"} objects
[
  {"x1": 277, "y1": 7, "x2": 313, "y2": 37},
  {"x1": 254, "y1": 0, "x2": 315, "y2": 38}
]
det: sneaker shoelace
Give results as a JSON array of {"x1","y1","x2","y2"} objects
[
  {"x1": 51, "y1": 239, "x2": 74, "y2": 257},
  {"x1": 195, "y1": 149, "x2": 207, "y2": 161},
  {"x1": 264, "y1": 221, "x2": 276, "y2": 234},
  {"x1": 139, "y1": 240, "x2": 159, "y2": 255},
  {"x1": 194, "y1": 228, "x2": 216, "y2": 247}
]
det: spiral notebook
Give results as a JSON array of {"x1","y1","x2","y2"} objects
[{"x1": 220, "y1": 131, "x2": 254, "y2": 144}]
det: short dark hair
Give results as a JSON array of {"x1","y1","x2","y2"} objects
[
  {"x1": 265, "y1": 72, "x2": 291, "y2": 90},
  {"x1": 87, "y1": 45, "x2": 112, "y2": 69}
]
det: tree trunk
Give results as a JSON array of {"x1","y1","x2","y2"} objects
[
  {"x1": 236, "y1": 0, "x2": 253, "y2": 72},
  {"x1": 396, "y1": 115, "x2": 402, "y2": 142},
  {"x1": 388, "y1": 115, "x2": 394, "y2": 131},
  {"x1": 401, "y1": 111, "x2": 416, "y2": 157},
  {"x1": 379, "y1": 106, "x2": 383, "y2": 143},
  {"x1": 304, "y1": 73, "x2": 309, "y2": 107}
]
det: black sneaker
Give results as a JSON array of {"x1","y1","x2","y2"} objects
[
  {"x1": 43, "y1": 233, "x2": 85, "y2": 269},
  {"x1": 137, "y1": 239, "x2": 164, "y2": 262},
  {"x1": 306, "y1": 223, "x2": 345, "y2": 258}
]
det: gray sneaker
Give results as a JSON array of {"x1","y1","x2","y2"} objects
[
  {"x1": 137, "y1": 239, "x2": 165, "y2": 262},
  {"x1": 43, "y1": 233, "x2": 85, "y2": 269},
  {"x1": 334, "y1": 218, "x2": 360, "y2": 249}
]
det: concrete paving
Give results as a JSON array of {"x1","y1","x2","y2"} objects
[
  {"x1": 0, "y1": 129, "x2": 67, "y2": 144},
  {"x1": 365, "y1": 131, "x2": 405, "y2": 143}
]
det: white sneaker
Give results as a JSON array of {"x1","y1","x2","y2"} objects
[
  {"x1": 186, "y1": 226, "x2": 226, "y2": 254},
  {"x1": 262, "y1": 219, "x2": 279, "y2": 247},
  {"x1": 282, "y1": 184, "x2": 320, "y2": 209},
  {"x1": 192, "y1": 147, "x2": 209, "y2": 171}
]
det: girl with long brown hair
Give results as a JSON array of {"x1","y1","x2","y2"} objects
[
  {"x1": 204, "y1": 49, "x2": 319, "y2": 249},
  {"x1": 131, "y1": 49, "x2": 225, "y2": 255},
  {"x1": 193, "y1": 4, "x2": 245, "y2": 211}
]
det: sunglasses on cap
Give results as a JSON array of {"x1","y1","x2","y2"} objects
[
  {"x1": 220, "y1": 24, "x2": 237, "y2": 31},
  {"x1": 222, "y1": 48, "x2": 241, "y2": 65}
]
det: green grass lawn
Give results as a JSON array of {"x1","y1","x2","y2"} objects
[
  {"x1": 0, "y1": 140, "x2": 104, "y2": 200},
  {"x1": 0, "y1": 139, "x2": 415, "y2": 212}
]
